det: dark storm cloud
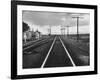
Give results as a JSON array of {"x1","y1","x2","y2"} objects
[{"x1": 23, "y1": 11, "x2": 89, "y2": 27}]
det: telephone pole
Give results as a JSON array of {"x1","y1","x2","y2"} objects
[
  {"x1": 50, "y1": 26, "x2": 51, "y2": 35},
  {"x1": 48, "y1": 26, "x2": 51, "y2": 36},
  {"x1": 67, "y1": 26, "x2": 69, "y2": 36},
  {"x1": 72, "y1": 16, "x2": 83, "y2": 41},
  {"x1": 61, "y1": 26, "x2": 65, "y2": 36}
]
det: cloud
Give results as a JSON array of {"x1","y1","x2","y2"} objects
[{"x1": 23, "y1": 11, "x2": 90, "y2": 27}]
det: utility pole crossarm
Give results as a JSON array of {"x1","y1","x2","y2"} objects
[{"x1": 72, "y1": 16, "x2": 83, "y2": 19}]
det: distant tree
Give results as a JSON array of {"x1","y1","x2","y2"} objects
[{"x1": 23, "y1": 22, "x2": 30, "y2": 32}]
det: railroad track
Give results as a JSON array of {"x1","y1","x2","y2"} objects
[
  {"x1": 23, "y1": 36, "x2": 56, "y2": 55},
  {"x1": 23, "y1": 36, "x2": 54, "y2": 51},
  {"x1": 41, "y1": 36, "x2": 76, "y2": 68},
  {"x1": 23, "y1": 36, "x2": 53, "y2": 48},
  {"x1": 23, "y1": 35, "x2": 89, "y2": 68}
]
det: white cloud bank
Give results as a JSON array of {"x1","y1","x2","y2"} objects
[{"x1": 23, "y1": 11, "x2": 90, "y2": 34}]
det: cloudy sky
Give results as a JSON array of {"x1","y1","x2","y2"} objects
[{"x1": 22, "y1": 11, "x2": 90, "y2": 35}]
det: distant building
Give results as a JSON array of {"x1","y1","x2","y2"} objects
[
  {"x1": 26, "y1": 31, "x2": 32, "y2": 40},
  {"x1": 23, "y1": 32, "x2": 27, "y2": 43},
  {"x1": 23, "y1": 30, "x2": 32, "y2": 43},
  {"x1": 23, "y1": 29, "x2": 42, "y2": 43},
  {"x1": 34, "y1": 30, "x2": 41, "y2": 39}
]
